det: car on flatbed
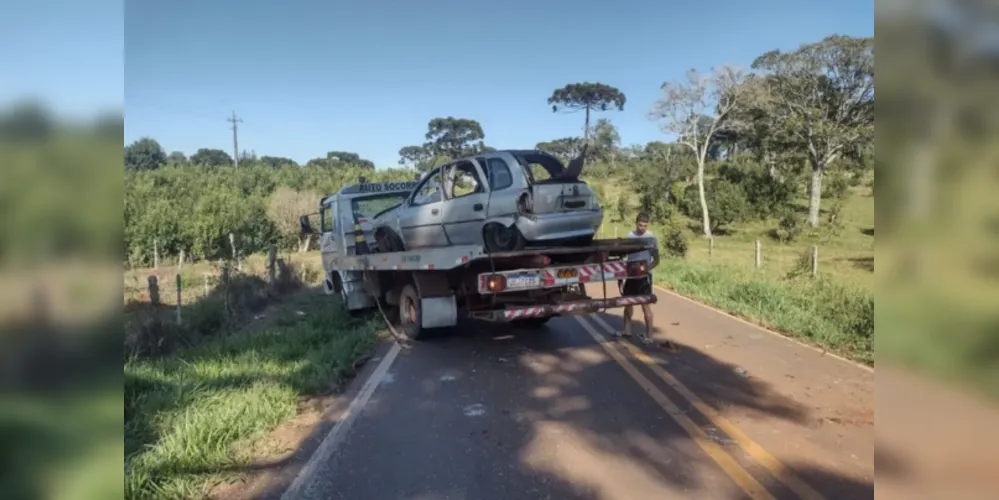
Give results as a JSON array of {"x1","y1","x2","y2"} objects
[
  {"x1": 300, "y1": 178, "x2": 656, "y2": 340},
  {"x1": 369, "y1": 147, "x2": 603, "y2": 254}
]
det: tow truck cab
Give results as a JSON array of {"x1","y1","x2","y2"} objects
[{"x1": 316, "y1": 179, "x2": 419, "y2": 310}]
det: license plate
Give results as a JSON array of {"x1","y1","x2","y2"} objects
[
  {"x1": 507, "y1": 273, "x2": 540, "y2": 289},
  {"x1": 557, "y1": 268, "x2": 578, "y2": 279}
]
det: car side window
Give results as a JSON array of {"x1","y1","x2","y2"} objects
[
  {"x1": 445, "y1": 161, "x2": 484, "y2": 199},
  {"x1": 411, "y1": 168, "x2": 443, "y2": 206},
  {"x1": 485, "y1": 157, "x2": 513, "y2": 191}
]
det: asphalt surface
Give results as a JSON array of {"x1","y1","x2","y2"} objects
[{"x1": 280, "y1": 284, "x2": 875, "y2": 500}]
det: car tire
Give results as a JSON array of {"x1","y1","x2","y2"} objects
[
  {"x1": 374, "y1": 227, "x2": 404, "y2": 253},
  {"x1": 483, "y1": 223, "x2": 525, "y2": 253}
]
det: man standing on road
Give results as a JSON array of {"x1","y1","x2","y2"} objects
[{"x1": 614, "y1": 212, "x2": 679, "y2": 352}]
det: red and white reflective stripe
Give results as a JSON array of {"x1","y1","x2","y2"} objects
[
  {"x1": 457, "y1": 256, "x2": 469, "y2": 265},
  {"x1": 424, "y1": 264, "x2": 435, "y2": 270},
  {"x1": 504, "y1": 306, "x2": 545, "y2": 319}
]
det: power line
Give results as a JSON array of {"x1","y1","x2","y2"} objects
[{"x1": 227, "y1": 111, "x2": 243, "y2": 167}]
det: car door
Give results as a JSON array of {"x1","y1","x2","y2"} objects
[
  {"x1": 439, "y1": 160, "x2": 490, "y2": 245},
  {"x1": 398, "y1": 166, "x2": 449, "y2": 248},
  {"x1": 479, "y1": 154, "x2": 520, "y2": 219}
]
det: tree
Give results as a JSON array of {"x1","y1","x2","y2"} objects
[
  {"x1": 167, "y1": 151, "x2": 187, "y2": 165},
  {"x1": 590, "y1": 118, "x2": 621, "y2": 163},
  {"x1": 423, "y1": 117, "x2": 486, "y2": 160},
  {"x1": 266, "y1": 187, "x2": 320, "y2": 252},
  {"x1": 398, "y1": 145, "x2": 432, "y2": 170},
  {"x1": 650, "y1": 66, "x2": 749, "y2": 237},
  {"x1": 535, "y1": 137, "x2": 586, "y2": 164},
  {"x1": 547, "y1": 82, "x2": 626, "y2": 141},
  {"x1": 260, "y1": 155, "x2": 298, "y2": 169},
  {"x1": 750, "y1": 35, "x2": 874, "y2": 227},
  {"x1": 190, "y1": 148, "x2": 233, "y2": 167},
  {"x1": 326, "y1": 151, "x2": 375, "y2": 170},
  {"x1": 124, "y1": 137, "x2": 167, "y2": 171}
]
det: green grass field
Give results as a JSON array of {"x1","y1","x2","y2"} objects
[{"x1": 124, "y1": 292, "x2": 379, "y2": 500}]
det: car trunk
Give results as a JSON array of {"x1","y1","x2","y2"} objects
[
  {"x1": 530, "y1": 181, "x2": 597, "y2": 213},
  {"x1": 513, "y1": 150, "x2": 598, "y2": 214}
]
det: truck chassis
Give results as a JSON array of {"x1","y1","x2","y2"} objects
[{"x1": 327, "y1": 238, "x2": 657, "y2": 340}]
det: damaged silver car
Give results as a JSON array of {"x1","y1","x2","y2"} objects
[{"x1": 370, "y1": 146, "x2": 602, "y2": 252}]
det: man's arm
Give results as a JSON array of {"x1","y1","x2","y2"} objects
[{"x1": 649, "y1": 236, "x2": 661, "y2": 269}]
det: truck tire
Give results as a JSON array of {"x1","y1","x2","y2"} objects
[{"x1": 397, "y1": 284, "x2": 426, "y2": 341}]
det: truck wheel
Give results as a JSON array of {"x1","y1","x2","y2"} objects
[
  {"x1": 484, "y1": 223, "x2": 524, "y2": 252},
  {"x1": 512, "y1": 317, "x2": 551, "y2": 329},
  {"x1": 397, "y1": 284, "x2": 425, "y2": 341}
]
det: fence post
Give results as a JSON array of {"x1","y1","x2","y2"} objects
[
  {"x1": 755, "y1": 240, "x2": 762, "y2": 269},
  {"x1": 153, "y1": 239, "x2": 159, "y2": 269},
  {"x1": 203, "y1": 273, "x2": 210, "y2": 298},
  {"x1": 175, "y1": 274, "x2": 182, "y2": 325},
  {"x1": 708, "y1": 237, "x2": 714, "y2": 258},
  {"x1": 147, "y1": 275, "x2": 160, "y2": 305},
  {"x1": 614, "y1": 226, "x2": 619, "y2": 238},
  {"x1": 811, "y1": 245, "x2": 819, "y2": 277},
  {"x1": 268, "y1": 244, "x2": 277, "y2": 283},
  {"x1": 229, "y1": 233, "x2": 242, "y2": 272},
  {"x1": 178, "y1": 249, "x2": 185, "y2": 271}
]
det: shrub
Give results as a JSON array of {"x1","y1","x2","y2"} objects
[
  {"x1": 662, "y1": 226, "x2": 688, "y2": 258},
  {"x1": 823, "y1": 173, "x2": 850, "y2": 200},
  {"x1": 706, "y1": 179, "x2": 751, "y2": 231},
  {"x1": 772, "y1": 211, "x2": 803, "y2": 243},
  {"x1": 615, "y1": 194, "x2": 631, "y2": 222}
]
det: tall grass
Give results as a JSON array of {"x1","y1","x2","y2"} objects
[{"x1": 124, "y1": 294, "x2": 379, "y2": 500}]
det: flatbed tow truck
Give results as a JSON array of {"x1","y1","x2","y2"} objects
[{"x1": 302, "y1": 180, "x2": 658, "y2": 341}]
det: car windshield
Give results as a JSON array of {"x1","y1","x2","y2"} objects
[{"x1": 350, "y1": 193, "x2": 409, "y2": 221}]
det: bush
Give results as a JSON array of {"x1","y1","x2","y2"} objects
[
  {"x1": 823, "y1": 173, "x2": 850, "y2": 200},
  {"x1": 772, "y1": 211, "x2": 803, "y2": 243},
  {"x1": 662, "y1": 226, "x2": 688, "y2": 258},
  {"x1": 681, "y1": 179, "x2": 751, "y2": 232},
  {"x1": 615, "y1": 194, "x2": 631, "y2": 222}
]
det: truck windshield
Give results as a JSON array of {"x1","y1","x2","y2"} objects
[{"x1": 351, "y1": 193, "x2": 409, "y2": 221}]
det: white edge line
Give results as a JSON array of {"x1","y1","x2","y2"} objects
[
  {"x1": 652, "y1": 284, "x2": 874, "y2": 374},
  {"x1": 281, "y1": 342, "x2": 403, "y2": 500}
]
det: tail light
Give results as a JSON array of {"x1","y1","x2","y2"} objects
[
  {"x1": 627, "y1": 260, "x2": 648, "y2": 276},
  {"x1": 486, "y1": 274, "x2": 506, "y2": 292}
]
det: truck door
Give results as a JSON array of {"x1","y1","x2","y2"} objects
[
  {"x1": 439, "y1": 160, "x2": 489, "y2": 245},
  {"x1": 398, "y1": 166, "x2": 449, "y2": 248}
]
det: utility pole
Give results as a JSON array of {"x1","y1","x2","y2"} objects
[{"x1": 227, "y1": 111, "x2": 243, "y2": 167}]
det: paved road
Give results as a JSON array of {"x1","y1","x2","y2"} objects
[{"x1": 281, "y1": 284, "x2": 874, "y2": 500}]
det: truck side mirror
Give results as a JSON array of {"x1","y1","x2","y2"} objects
[{"x1": 299, "y1": 215, "x2": 315, "y2": 235}]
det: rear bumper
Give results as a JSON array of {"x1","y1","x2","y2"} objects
[
  {"x1": 515, "y1": 210, "x2": 603, "y2": 242},
  {"x1": 468, "y1": 293, "x2": 657, "y2": 322}
]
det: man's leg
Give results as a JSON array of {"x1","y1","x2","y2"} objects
[
  {"x1": 635, "y1": 303, "x2": 655, "y2": 345},
  {"x1": 615, "y1": 305, "x2": 633, "y2": 338}
]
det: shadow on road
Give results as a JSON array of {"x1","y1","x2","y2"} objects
[{"x1": 237, "y1": 310, "x2": 873, "y2": 500}]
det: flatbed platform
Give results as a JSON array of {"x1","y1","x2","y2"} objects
[{"x1": 329, "y1": 238, "x2": 654, "y2": 272}]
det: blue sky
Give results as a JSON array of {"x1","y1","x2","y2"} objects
[
  {"x1": 125, "y1": 0, "x2": 872, "y2": 167},
  {"x1": 1, "y1": 0, "x2": 123, "y2": 118}
]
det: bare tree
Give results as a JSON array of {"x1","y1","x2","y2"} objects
[
  {"x1": 649, "y1": 66, "x2": 748, "y2": 237},
  {"x1": 267, "y1": 187, "x2": 320, "y2": 252}
]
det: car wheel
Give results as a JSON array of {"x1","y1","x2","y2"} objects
[
  {"x1": 375, "y1": 228, "x2": 404, "y2": 253},
  {"x1": 483, "y1": 223, "x2": 524, "y2": 252}
]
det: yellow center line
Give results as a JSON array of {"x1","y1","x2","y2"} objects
[
  {"x1": 573, "y1": 315, "x2": 776, "y2": 500},
  {"x1": 587, "y1": 313, "x2": 826, "y2": 500}
]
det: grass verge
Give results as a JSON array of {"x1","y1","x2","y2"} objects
[
  {"x1": 653, "y1": 258, "x2": 874, "y2": 366},
  {"x1": 124, "y1": 293, "x2": 379, "y2": 500}
]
